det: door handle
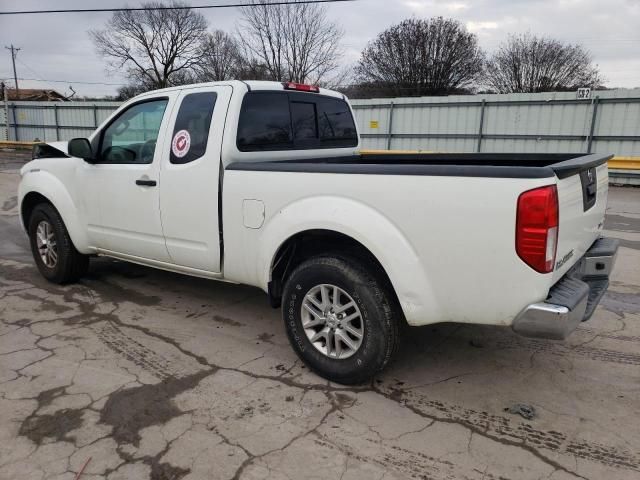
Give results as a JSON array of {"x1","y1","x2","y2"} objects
[{"x1": 136, "y1": 179, "x2": 157, "y2": 187}]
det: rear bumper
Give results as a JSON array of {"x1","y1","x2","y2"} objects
[{"x1": 513, "y1": 237, "x2": 619, "y2": 340}]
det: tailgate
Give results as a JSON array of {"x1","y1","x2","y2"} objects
[{"x1": 552, "y1": 159, "x2": 610, "y2": 282}]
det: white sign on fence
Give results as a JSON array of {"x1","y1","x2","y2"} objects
[{"x1": 577, "y1": 88, "x2": 591, "y2": 99}]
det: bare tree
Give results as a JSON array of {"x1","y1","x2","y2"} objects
[
  {"x1": 115, "y1": 83, "x2": 150, "y2": 101},
  {"x1": 196, "y1": 30, "x2": 246, "y2": 81},
  {"x1": 484, "y1": 33, "x2": 602, "y2": 93},
  {"x1": 355, "y1": 17, "x2": 485, "y2": 97},
  {"x1": 238, "y1": 0, "x2": 344, "y2": 84},
  {"x1": 90, "y1": 1, "x2": 208, "y2": 89}
]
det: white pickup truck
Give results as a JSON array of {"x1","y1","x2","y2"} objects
[{"x1": 19, "y1": 81, "x2": 618, "y2": 384}]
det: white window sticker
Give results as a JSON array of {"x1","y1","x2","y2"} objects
[{"x1": 172, "y1": 130, "x2": 191, "y2": 158}]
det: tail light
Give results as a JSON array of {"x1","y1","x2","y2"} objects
[
  {"x1": 516, "y1": 185, "x2": 559, "y2": 273},
  {"x1": 282, "y1": 82, "x2": 320, "y2": 93}
]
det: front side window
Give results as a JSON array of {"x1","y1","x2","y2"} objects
[
  {"x1": 170, "y1": 92, "x2": 217, "y2": 164},
  {"x1": 237, "y1": 91, "x2": 357, "y2": 152},
  {"x1": 99, "y1": 99, "x2": 168, "y2": 164}
]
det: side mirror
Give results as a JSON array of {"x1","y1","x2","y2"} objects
[{"x1": 68, "y1": 138, "x2": 96, "y2": 163}]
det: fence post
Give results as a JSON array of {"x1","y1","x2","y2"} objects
[
  {"x1": 476, "y1": 99, "x2": 486, "y2": 153},
  {"x1": 11, "y1": 104, "x2": 18, "y2": 141},
  {"x1": 54, "y1": 103, "x2": 60, "y2": 141},
  {"x1": 386, "y1": 101, "x2": 395, "y2": 150},
  {"x1": 586, "y1": 96, "x2": 600, "y2": 153},
  {"x1": 93, "y1": 105, "x2": 98, "y2": 128},
  {"x1": 1, "y1": 83, "x2": 8, "y2": 141}
]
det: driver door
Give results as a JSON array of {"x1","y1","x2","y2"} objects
[{"x1": 81, "y1": 95, "x2": 175, "y2": 262}]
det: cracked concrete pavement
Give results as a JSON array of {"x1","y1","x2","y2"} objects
[{"x1": 1, "y1": 150, "x2": 639, "y2": 480}]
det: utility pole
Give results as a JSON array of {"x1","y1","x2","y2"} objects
[{"x1": 5, "y1": 44, "x2": 21, "y2": 92}]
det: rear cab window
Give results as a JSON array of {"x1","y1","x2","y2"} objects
[
  {"x1": 170, "y1": 92, "x2": 217, "y2": 164},
  {"x1": 237, "y1": 91, "x2": 357, "y2": 152}
]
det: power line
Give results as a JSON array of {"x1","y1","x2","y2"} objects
[
  {"x1": 5, "y1": 73, "x2": 640, "y2": 90},
  {"x1": 0, "y1": 0, "x2": 357, "y2": 15},
  {"x1": 14, "y1": 60, "x2": 45, "y2": 80},
  {"x1": 13, "y1": 59, "x2": 77, "y2": 93},
  {"x1": 0, "y1": 75, "x2": 126, "y2": 87}
]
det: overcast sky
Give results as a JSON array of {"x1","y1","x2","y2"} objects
[{"x1": 1, "y1": 0, "x2": 639, "y2": 97}]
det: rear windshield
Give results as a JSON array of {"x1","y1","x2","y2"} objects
[{"x1": 237, "y1": 91, "x2": 357, "y2": 152}]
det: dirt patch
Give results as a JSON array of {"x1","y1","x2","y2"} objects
[
  {"x1": 334, "y1": 392, "x2": 356, "y2": 409},
  {"x1": 81, "y1": 275, "x2": 161, "y2": 307},
  {"x1": 600, "y1": 290, "x2": 640, "y2": 316},
  {"x1": 100, "y1": 370, "x2": 211, "y2": 447},
  {"x1": 2, "y1": 196, "x2": 17, "y2": 211},
  {"x1": 616, "y1": 238, "x2": 640, "y2": 250},
  {"x1": 605, "y1": 214, "x2": 640, "y2": 234},
  {"x1": 257, "y1": 332, "x2": 275, "y2": 344},
  {"x1": 213, "y1": 315, "x2": 244, "y2": 327}
]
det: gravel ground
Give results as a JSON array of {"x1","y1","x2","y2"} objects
[{"x1": 1, "y1": 150, "x2": 639, "y2": 480}]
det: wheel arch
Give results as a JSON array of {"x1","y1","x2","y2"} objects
[
  {"x1": 21, "y1": 191, "x2": 53, "y2": 232},
  {"x1": 268, "y1": 229, "x2": 397, "y2": 306},
  {"x1": 258, "y1": 195, "x2": 442, "y2": 327},
  {"x1": 19, "y1": 172, "x2": 90, "y2": 253}
]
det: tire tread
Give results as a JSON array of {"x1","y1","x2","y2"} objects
[
  {"x1": 283, "y1": 253, "x2": 401, "y2": 384},
  {"x1": 28, "y1": 203, "x2": 89, "y2": 284}
]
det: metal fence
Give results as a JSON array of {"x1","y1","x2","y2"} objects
[
  {"x1": 0, "y1": 100, "x2": 120, "y2": 142},
  {"x1": 2, "y1": 89, "x2": 640, "y2": 157},
  {"x1": 352, "y1": 89, "x2": 640, "y2": 156}
]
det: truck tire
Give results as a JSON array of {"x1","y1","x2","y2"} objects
[
  {"x1": 28, "y1": 203, "x2": 89, "y2": 284},
  {"x1": 282, "y1": 254, "x2": 400, "y2": 385}
]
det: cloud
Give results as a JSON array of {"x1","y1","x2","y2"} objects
[
  {"x1": 466, "y1": 21, "x2": 499, "y2": 32},
  {"x1": 403, "y1": 1, "x2": 470, "y2": 13},
  {"x1": 1, "y1": 0, "x2": 638, "y2": 96}
]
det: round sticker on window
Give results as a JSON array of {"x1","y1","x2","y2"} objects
[{"x1": 172, "y1": 130, "x2": 191, "y2": 158}]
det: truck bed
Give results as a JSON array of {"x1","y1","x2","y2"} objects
[
  {"x1": 225, "y1": 150, "x2": 610, "y2": 327},
  {"x1": 227, "y1": 152, "x2": 612, "y2": 179}
]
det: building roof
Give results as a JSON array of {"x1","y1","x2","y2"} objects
[{"x1": 6, "y1": 88, "x2": 67, "y2": 101}]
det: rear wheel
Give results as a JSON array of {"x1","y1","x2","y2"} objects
[
  {"x1": 28, "y1": 203, "x2": 89, "y2": 284},
  {"x1": 282, "y1": 255, "x2": 400, "y2": 384}
]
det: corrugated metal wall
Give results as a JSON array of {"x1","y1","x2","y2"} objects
[
  {"x1": 1, "y1": 101, "x2": 120, "y2": 142},
  {"x1": 2, "y1": 89, "x2": 640, "y2": 156},
  {"x1": 351, "y1": 88, "x2": 640, "y2": 156}
]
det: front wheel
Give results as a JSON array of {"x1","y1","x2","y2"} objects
[
  {"x1": 28, "y1": 203, "x2": 89, "y2": 284},
  {"x1": 282, "y1": 255, "x2": 400, "y2": 385}
]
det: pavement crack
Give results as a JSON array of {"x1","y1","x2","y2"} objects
[{"x1": 372, "y1": 384, "x2": 590, "y2": 480}]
